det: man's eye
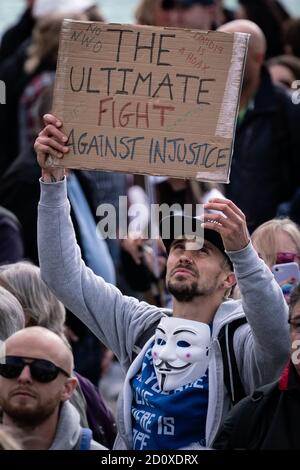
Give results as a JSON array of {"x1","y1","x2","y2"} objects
[
  {"x1": 156, "y1": 338, "x2": 166, "y2": 346},
  {"x1": 173, "y1": 243, "x2": 184, "y2": 251},
  {"x1": 177, "y1": 340, "x2": 191, "y2": 348},
  {"x1": 199, "y1": 247, "x2": 208, "y2": 254}
]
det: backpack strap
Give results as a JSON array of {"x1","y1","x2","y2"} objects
[
  {"x1": 218, "y1": 317, "x2": 247, "y2": 405},
  {"x1": 132, "y1": 310, "x2": 172, "y2": 360},
  {"x1": 131, "y1": 320, "x2": 160, "y2": 361},
  {"x1": 79, "y1": 428, "x2": 92, "y2": 451}
]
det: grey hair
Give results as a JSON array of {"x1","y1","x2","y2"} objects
[
  {"x1": 0, "y1": 287, "x2": 25, "y2": 341},
  {"x1": 0, "y1": 262, "x2": 65, "y2": 334}
]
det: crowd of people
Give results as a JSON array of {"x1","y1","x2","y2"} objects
[{"x1": 0, "y1": 0, "x2": 300, "y2": 451}]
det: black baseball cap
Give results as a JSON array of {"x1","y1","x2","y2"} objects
[{"x1": 160, "y1": 213, "x2": 233, "y2": 269}]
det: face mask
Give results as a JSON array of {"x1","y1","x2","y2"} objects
[{"x1": 152, "y1": 317, "x2": 211, "y2": 391}]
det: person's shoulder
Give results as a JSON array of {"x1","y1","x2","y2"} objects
[
  {"x1": 0, "y1": 206, "x2": 21, "y2": 230},
  {"x1": 255, "y1": 380, "x2": 278, "y2": 395},
  {"x1": 213, "y1": 380, "x2": 279, "y2": 449},
  {"x1": 247, "y1": 381, "x2": 279, "y2": 404},
  {"x1": 231, "y1": 380, "x2": 279, "y2": 417}
]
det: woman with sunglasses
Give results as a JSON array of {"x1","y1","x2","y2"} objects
[{"x1": 252, "y1": 218, "x2": 300, "y2": 302}]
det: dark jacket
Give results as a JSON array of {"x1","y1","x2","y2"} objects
[
  {"x1": 0, "y1": 206, "x2": 24, "y2": 265},
  {"x1": 0, "y1": 8, "x2": 35, "y2": 63},
  {"x1": 214, "y1": 362, "x2": 300, "y2": 450},
  {"x1": 0, "y1": 146, "x2": 40, "y2": 263},
  {"x1": 0, "y1": 42, "x2": 55, "y2": 177},
  {"x1": 226, "y1": 67, "x2": 300, "y2": 232}
]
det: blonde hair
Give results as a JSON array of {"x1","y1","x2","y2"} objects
[
  {"x1": 252, "y1": 218, "x2": 300, "y2": 268},
  {"x1": 24, "y1": 11, "x2": 88, "y2": 74},
  {"x1": 0, "y1": 262, "x2": 65, "y2": 334},
  {"x1": 0, "y1": 427, "x2": 22, "y2": 450}
]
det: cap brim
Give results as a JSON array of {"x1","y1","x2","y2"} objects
[
  {"x1": 176, "y1": 0, "x2": 215, "y2": 7},
  {"x1": 160, "y1": 214, "x2": 233, "y2": 269}
]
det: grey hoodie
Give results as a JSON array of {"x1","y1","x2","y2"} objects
[
  {"x1": 38, "y1": 178, "x2": 290, "y2": 449},
  {"x1": 49, "y1": 401, "x2": 106, "y2": 450}
]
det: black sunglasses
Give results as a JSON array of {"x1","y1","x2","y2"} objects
[
  {"x1": 0, "y1": 356, "x2": 70, "y2": 383},
  {"x1": 162, "y1": 0, "x2": 208, "y2": 10},
  {"x1": 161, "y1": 0, "x2": 175, "y2": 9}
]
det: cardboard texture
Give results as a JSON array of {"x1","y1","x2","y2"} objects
[{"x1": 52, "y1": 20, "x2": 249, "y2": 182}]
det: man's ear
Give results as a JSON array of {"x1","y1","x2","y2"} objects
[
  {"x1": 223, "y1": 272, "x2": 236, "y2": 291},
  {"x1": 61, "y1": 377, "x2": 78, "y2": 402}
]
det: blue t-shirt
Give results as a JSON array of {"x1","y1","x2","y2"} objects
[{"x1": 131, "y1": 343, "x2": 208, "y2": 450}]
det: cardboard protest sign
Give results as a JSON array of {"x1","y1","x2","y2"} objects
[{"x1": 51, "y1": 20, "x2": 249, "y2": 182}]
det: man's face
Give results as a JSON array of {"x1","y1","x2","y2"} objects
[
  {"x1": 176, "y1": 4, "x2": 214, "y2": 30},
  {"x1": 242, "y1": 47, "x2": 257, "y2": 91},
  {"x1": 154, "y1": 0, "x2": 181, "y2": 27},
  {"x1": 240, "y1": 42, "x2": 264, "y2": 95},
  {"x1": 166, "y1": 237, "x2": 228, "y2": 302},
  {"x1": 290, "y1": 300, "x2": 300, "y2": 376},
  {"x1": 0, "y1": 340, "x2": 70, "y2": 428}
]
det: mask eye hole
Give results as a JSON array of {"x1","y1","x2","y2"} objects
[
  {"x1": 156, "y1": 338, "x2": 166, "y2": 346},
  {"x1": 177, "y1": 340, "x2": 191, "y2": 348}
]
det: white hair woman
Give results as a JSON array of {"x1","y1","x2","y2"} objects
[
  {"x1": 0, "y1": 262, "x2": 65, "y2": 334},
  {"x1": 0, "y1": 286, "x2": 25, "y2": 341}
]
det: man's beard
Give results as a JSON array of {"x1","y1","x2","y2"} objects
[
  {"x1": 167, "y1": 278, "x2": 204, "y2": 302},
  {"x1": 167, "y1": 274, "x2": 219, "y2": 302},
  {"x1": 1, "y1": 393, "x2": 60, "y2": 429}
]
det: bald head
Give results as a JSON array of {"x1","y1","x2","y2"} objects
[
  {"x1": 218, "y1": 19, "x2": 266, "y2": 57},
  {"x1": 4, "y1": 327, "x2": 74, "y2": 375}
]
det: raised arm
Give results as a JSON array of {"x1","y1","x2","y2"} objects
[
  {"x1": 34, "y1": 114, "x2": 68, "y2": 183},
  {"x1": 35, "y1": 114, "x2": 162, "y2": 366},
  {"x1": 203, "y1": 199, "x2": 290, "y2": 389}
]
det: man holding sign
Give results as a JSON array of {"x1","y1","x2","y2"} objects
[{"x1": 35, "y1": 112, "x2": 289, "y2": 449}]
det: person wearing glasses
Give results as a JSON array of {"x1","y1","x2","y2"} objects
[
  {"x1": 252, "y1": 218, "x2": 300, "y2": 302},
  {"x1": 163, "y1": 0, "x2": 216, "y2": 30},
  {"x1": 0, "y1": 326, "x2": 106, "y2": 450},
  {"x1": 135, "y1": 0, "x2": 216, "y2": 29},
  {"x1": 214, "y1": 283, "x2": 300, "y2": 450}
]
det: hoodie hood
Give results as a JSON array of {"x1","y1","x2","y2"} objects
[{"x1": 49, "y1": 401, "x2": 81, "y2": 450}]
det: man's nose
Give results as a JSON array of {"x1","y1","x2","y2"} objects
[
  {"x1": 18, "y1": 365, "x2": 33, "y2": 384},
  {"x1": 179, "y1": 252, "x2": 193, "y2": 264}
]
